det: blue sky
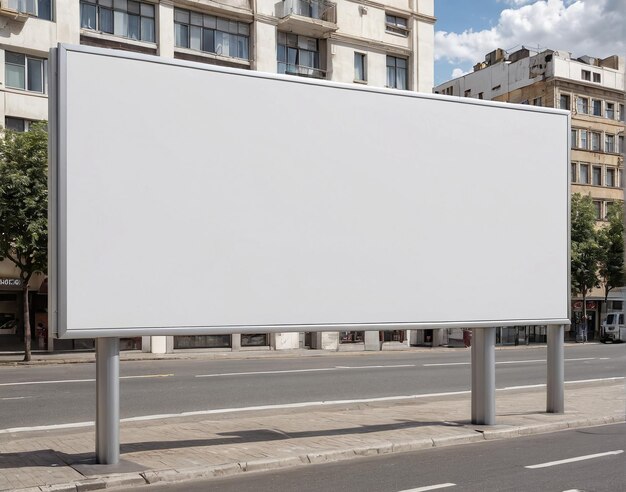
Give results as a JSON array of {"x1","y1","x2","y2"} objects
[{"x1": 433, "y1": 0, "x2": 626, "y2": 85}]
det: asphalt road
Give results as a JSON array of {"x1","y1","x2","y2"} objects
[
  {"x1": 133, "y1": 423, "x2": 626, "y2": 492},
  {"x1": 0, "y1": 344, "x2": 623, "y2": 430}
]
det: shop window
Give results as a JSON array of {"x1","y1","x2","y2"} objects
[
  {"x1": 340, "y1": 331, "x2": 365, "y2": 343},
  {"x1": 241, "y1": 333, "x2": 268, "y2": 346}
]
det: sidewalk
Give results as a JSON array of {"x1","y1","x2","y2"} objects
[
  {"x1": 1, "y1": 379, "x2": 623, "y2": 491},
  {"x1": 0, "y1": 342, "x2": 594, "y2": 366}
]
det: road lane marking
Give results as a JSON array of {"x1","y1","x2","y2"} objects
[
  {"x1": 424, "y1": 357, "x2": 605, "y2": 367},
  {"x1": 0, "y1": 396, "x2": 33, "y2": 401},
  {"x1": 525, "y1": 450, "x2": 623, "y2": 469},
  {"x1": 397, "y1": 484, "x2": 456, "y2": 492},
  {"x1": 0, "y1": 374, "x2": 173, "y2": 387},
  {"x1": 195, "y1": 364, "x2": 415, "y2": 378},
  {"x1": 500, "y1": 377, "x2": 624, "y2": 391},
  {"x1": 1, "y1": 376, "x2": 622, "y2": 435}
]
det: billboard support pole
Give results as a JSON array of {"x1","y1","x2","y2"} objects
[
  {"x1": 96, "y1": 337, "x2": 120, "y2": 464},
  {"x1": 471, "y1": 327, "x2": 496, "y2": 425},
  {"x1": 546, "y1": 324, "x2": 564, "y2": 413}
]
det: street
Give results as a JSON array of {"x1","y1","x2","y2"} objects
[
  {"x1": 132, "y1": 423, "x2": 626, "y2": 492},
  {"x1": 0, "y1": 343, "x2": 623, "y2": 431}
]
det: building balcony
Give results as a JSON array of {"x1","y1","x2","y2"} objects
[
  {"x1": 278, "y1": 62, "x2": 326, "y2": 79},
  {"x1": 275, "y1": 0, "x2": 337, "y2": 38}
]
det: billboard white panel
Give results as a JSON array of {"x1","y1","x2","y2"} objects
[{"x1": 50, "y1": 44, "x2": 570, "y2": 338}]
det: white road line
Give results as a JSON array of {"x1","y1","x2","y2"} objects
[
  {"x1": 424, "y1": 357, "x2": 604, "y2": 367},
  {"x1": 500, "y1": 377, "x2": 624, "y2": 391},
  {"x1": 525, "y1": 450, "x2": 623, "y2": 469},
  {"x1": 1, "y1": 376, "x2": 622, "y2": 435},
  {"x1": 0, "y1": 396, "x2": 33, "y2": 401},
  {"x1": 0, "y1": 374, "x2": 172, "y2": 387},
  {"x1": 397, "y1": 483, "x2": 456, "y2": 492},
  {"x1": 0, "y1": 389, "x2": 471, "y2": 434},
  {"x1": 195, "y1": 364, "x2": 415, "y2": 378}
]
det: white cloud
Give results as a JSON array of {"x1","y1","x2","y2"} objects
[
  {"x1": 436, "y1": 0, "x2": 626, "y2": 65},
  {"x1": 451, "y1": 67, "x2": 470, "y2": 79}
]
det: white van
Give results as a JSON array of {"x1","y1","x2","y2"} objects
[{"x1": 600, "y1": 312, "x2": 625, "y2": 343}]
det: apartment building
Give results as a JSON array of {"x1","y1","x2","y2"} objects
[
  {"x1": 434, "y1": 47, "x2": 625, "y2": 342},
  {"x1": 0, "y1": 0, "x2": 435, "y2": 353}
]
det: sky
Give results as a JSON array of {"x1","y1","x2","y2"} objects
[{"x1": 434, "y1": 0, "x2": 626, "y2": 85}]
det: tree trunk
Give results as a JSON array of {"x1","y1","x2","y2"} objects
[{"x1": 22, "y1": 282, "x2": 31, "y2": 362}]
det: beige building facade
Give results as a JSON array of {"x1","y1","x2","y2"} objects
[
  {"x1": 0, "y1": 0, "x2": 435, "y2": 353},
  {"x1": 435, "y1": 47, "x2": 625, "y2": 341}
]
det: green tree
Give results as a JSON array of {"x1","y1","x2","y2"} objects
[
  {"x1": 0, "y1": 123, "x2": 48, "y2": 361},
  {"x1": 570, "y1": 193, "x2": 601, "y2": 325},
  {"x1": 597, "y1": 202, "x2": 625, "y2": 306}
]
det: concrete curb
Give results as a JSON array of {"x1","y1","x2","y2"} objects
[{"x1": 11, "y1": 416, "x2": 624, "y2": 492}]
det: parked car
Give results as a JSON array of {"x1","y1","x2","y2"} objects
[{"x1": 600, "y1": 312, "x2": 625, "y2": 343}]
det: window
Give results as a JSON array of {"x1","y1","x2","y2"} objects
[
  {"x1": 576, "y1": 97, "x2": 588, "y2": 114},
  {"x1": 619, "y1": 136, "x2": 624, "y2": 154},
  {"x1": 571, "y1": 129, "x2": 578, "y2": 148},
  {"x1": 593, "y1": 201, "x2": 602, "y2": 220},
  {"x1": 592, "y1": 99, "x2": 602, "y2": 116},
  {"x1": 593, "y1": 72, "x2": 601, "y2": 83},
  {"x1": 533, "y1": 97, "x2": 542, "y2": 106},
  {"x1": 175, "y1": 9, "x2": 250, "y2": 61},
  {"x1": 386, "y1": 56, "x2": 407, "y2": 90},
  {"x1": 444, "y1": 87, "x2": 453, "y2": 95},
  {"x1": 5, "y1": 117, "x2": 33, "y2": 132},
  {"x1": 605, "y1": 134, "x2": 615, "y2": 153},
  {"x1": 605, "y1": 102, "x2": 615, "y2": 119},
  {"x1": 559, "y1": 94, "x2": 570, "y2": 110},
  {"x1": 581, "y1": 69, "x2": 591, "y2": 81},
  {"x1": 571, "y1": 162, "x2": 577, "y2": 183},
  {"x1": 579, "y1": 163, "x2": 590, "y2": 184},
  {"x1": 619, "y1": 169, "x2": 624, "y2": 188},
  {"x1": 278, "y1": 33, "x2": 323, "y2": 78},
  {"x1": 354, "y1": 52, "x2": 366, "y2": 82},
  {"x1": 80, "y1": 0, "x2": 155, "y2": 43},
  {"x1": 464, "y1": 89, "x2": 471, "y2": 97},
  {"x1": 7, "y1": 0, "x2": 52, "y2": 20},
  {"x1": 606, "y1": 168, "x2": 615, "y2": 187},
  {"x1": 580, "y1": 130, "x2": 588, "y2": 150},
  {"x1": 619, "y1": 104, "x2": 624, "y2": 122},
  {"x1": 478, "y1": 92, "x2": 484, "y2": 100},
  {"x1": 5, "y1": 52, "x2": 46, "y2": 93},
  {"x1": 592, "y1": 166, "x2": 602, "y2": 186},
  {"x1": 591, "y1": 132, "x2": 601, "y2": 151},
  {"x1": 385, "y1": 14, "x2": 408, "y2": 36}
]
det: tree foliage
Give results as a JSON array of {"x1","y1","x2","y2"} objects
[
  {"x1": 570, "y1": 194, "x2": 601, "y2": 312},
  {"x1": 0, "y1": 122, "x2": 48, "y2": 361},
  {"x1": 597, "y1": 202, "x2": 625, "y2": 303}
]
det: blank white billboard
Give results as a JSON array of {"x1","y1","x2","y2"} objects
[{"x1": 49, "y1": 44, "x2": 570, "y2": 338}]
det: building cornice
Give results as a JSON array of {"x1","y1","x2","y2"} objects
[{"x1": 346, "y1": 0, "x2": 436, "y2": 24}]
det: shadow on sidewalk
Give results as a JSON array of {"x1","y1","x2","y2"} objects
[{"x1": 0, "y1": 418, "x2": 469, "y2": 470}]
